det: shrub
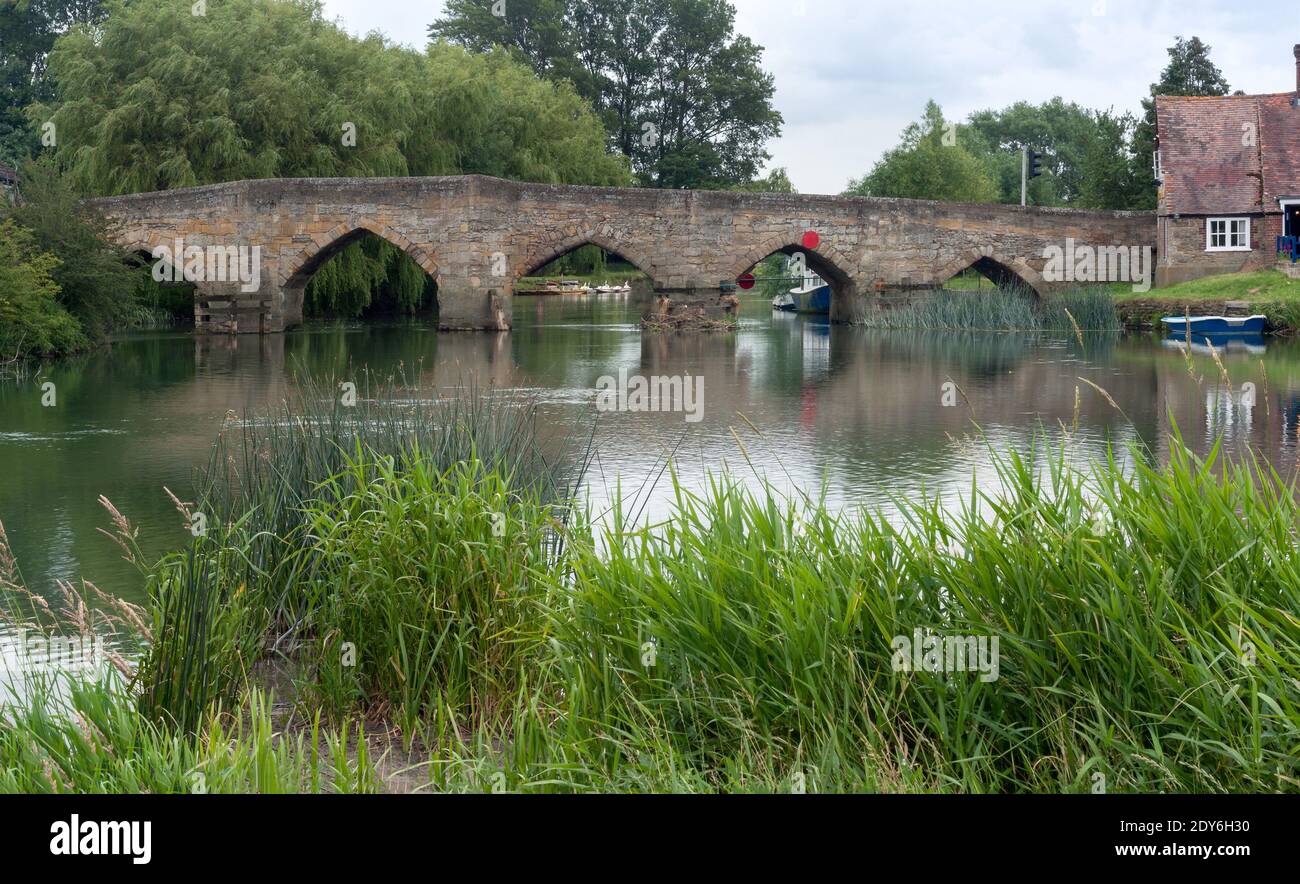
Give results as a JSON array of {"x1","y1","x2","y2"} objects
[{"x1": 0, "y1": 217, "x2": 85, "y2": 359}]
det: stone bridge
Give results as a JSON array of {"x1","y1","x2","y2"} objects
[{"x1": 87, "y1": 175, "x2": 1155, "y2": 333}]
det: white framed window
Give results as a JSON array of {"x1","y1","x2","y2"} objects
[
  {"x1": 1206, "y1": 217, "x2": 1250, "y2": 252},
  {"x1": 1153, "y1": 149, "x2": 1163, "y2": 182}
]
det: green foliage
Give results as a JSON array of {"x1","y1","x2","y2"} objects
[
  {"x1": 0, "y1": 0, "x2": 107, "y2": 165},
  {"x1": 1077, "y1": 109, "x2": 1147, "y2": 210},
  {"x1": 540, "y1": 437, "x2": 1300, "y2": 792},
  {"x1": 0, "y1": 216, "x2": 85, "y2": 358},
  {"x1": 305, "y1": 236, "x2": 406, "y2": 318},
  {"x1": 731, "y1": 166, "x2": 796, "y2": 193},
  {"x1": 844, "y1": 101, "x2": 999, "y2": 203},
  {"x1": 533, "y1": 242, "x2": 608, "y2": 277},
  {"x1": 0, "y1": 676, "x2": 379, "y2": 793},
  {"x1": 5, "y1": 158, "x2": 139, "y2": 336},
  {"x1": 305, "y1": 456, "x2": 555, "y2": 741},
  {"x1": 856, "y1": 287, "x2": 1118, "y2": 332},
  {"x1": 854, "y1": 96, "x2": 1158, "y2": 210},
  {"x1": 431, "y1": 0, "x2": 783, "y2": 189},
  {"x1": 964, "y1": 98, "x2": 1102, "y2": 206},
  {"x1": 39, "y1": 0, "x2": 627, "y2": 193}
]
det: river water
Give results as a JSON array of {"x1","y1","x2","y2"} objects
[{"x1": 1, "y1": 287, "x2": 1297, "y2": 631}]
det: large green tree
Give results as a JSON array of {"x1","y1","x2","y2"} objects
[
  {"x1": 1076, "y1": 109, "x2": 1146, "y2": 210},
  {"x1": 35, "y1": 0, "x2": 628, "y2": 317},
  {"x1": 430, "y1": 0, "x2": 783, "y2": 189},
  {"x1": 0, "y1": 0, "x2": 106, "y2": 165},
  {"x1": 856, "y1": 98, "x2": 1153, "y2": 211},
  {"x1": 1130, "y1": 36, "x2": 1231, "y2": 210},
  {"x1": 844, "y1": 102, "x2": 999, "y2": 204},
  {"x1": 964, "y1": 98, "x2": 1103, "y2": 206}
]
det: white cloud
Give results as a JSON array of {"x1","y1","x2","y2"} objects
[{"x1": 321, "y1": 0, "x2": 1296, "y2": 194}]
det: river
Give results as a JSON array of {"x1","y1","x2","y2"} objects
[{"x1": 1, "y1": 286, "x2": 1297, "y2": 628}]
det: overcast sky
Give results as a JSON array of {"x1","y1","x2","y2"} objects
[{"x1": 318, "y1": 0, "x2": 1294, "y2": 195}]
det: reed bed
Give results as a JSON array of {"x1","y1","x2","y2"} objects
[
  {"x1": 859, "y1": 287, "x2": 1119, "y2": 332},
  {"x1": 137, "y1": 372, "x2": 580, "y2": 733},
  {"x1": 0, "y1": 674, "x2": 379, "y2": 793},
  {"x1": 528, "y1": 440, "x2": 1299, "y2": 792}
]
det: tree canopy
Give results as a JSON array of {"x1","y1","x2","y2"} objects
[
  {"x1": 844, "y1": 102, "x2": 999, "y2": 204},
  {"x1": 0, "y1": 216, "x2": 86, "y2": 359},
  {"x1": 0, "y1": 0, "x2": 107, "y2": 165},
  {"x1": 430, "y1": 0, "x2": 783, "y2": 189}
]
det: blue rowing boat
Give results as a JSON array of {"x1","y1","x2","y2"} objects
[{"x1": 1160, "y1": 314, "x2": 1267, "y2": 335}]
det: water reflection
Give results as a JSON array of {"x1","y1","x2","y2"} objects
[{"x1": 1, "y1": 293, "x2": 1298, "y2": 615}]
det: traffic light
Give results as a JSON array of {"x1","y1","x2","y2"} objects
[{"x1": 1028, "y1": 150, "x2": 1044, "y2": 179}]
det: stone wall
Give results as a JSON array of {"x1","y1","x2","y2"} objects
[
  {"x1": 88, "y1": 175, "x2": 1156, "y2": 333},
  {"x1": 1155, "y1": 213, "x2": 1281, "y2": 287}
]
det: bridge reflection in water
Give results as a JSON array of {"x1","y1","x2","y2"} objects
[{"x1": 0, "y1": 292, "x2": 1296, "y2": 608}]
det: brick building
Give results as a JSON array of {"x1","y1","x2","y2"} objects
[{"x1": 1154, "y1": 46, "x2": 1300, "y2": 286}]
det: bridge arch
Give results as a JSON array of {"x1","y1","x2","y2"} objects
[
  {"x1": 726, "y1": 234, "x2": 858, "y2": 290},
  {"x1": 514, "y1": 230, "x2": 656, "y2": 281},
  {"x1": 930, "y1": 248, "x2": 1046, "y2": 296},
  {"x1": 728, "y1": 235, "x2": 859, "y2": 321},
  {"x1": 280, "y1": 220, "x2": 440, "y2": 289}
]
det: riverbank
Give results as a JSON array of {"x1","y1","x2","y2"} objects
[
  {"x1": 1114, "y1": 269, "x2": 1300, "y2": 334},
  {"x1": 3, "y1": 372, "x2": 1296, "y2": 794}
]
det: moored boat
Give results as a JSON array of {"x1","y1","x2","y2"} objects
[
  {"x1": 1160, "y1": 314, "x2": 1267, "y2": 335},
  {"x1": 771, "y1": 266, "x2": 831, "y2": 314}
]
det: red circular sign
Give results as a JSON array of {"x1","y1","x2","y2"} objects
[
  {"x1": 737, "y1": 272, "x2": 756, "y2": 290},
  {"x1": 801, "y1": 230, "x2": 820, "y2": 250}
]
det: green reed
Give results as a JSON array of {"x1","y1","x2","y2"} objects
[
  {"x1": 859, "y1": 287, "x2": 1118, "y2": 332},
  {"x1": 137, "y1": 372, "x2": 579, "y2": 733},
  {"x1": 0, "y1": 673, "x2": 379, "y2": 793}
]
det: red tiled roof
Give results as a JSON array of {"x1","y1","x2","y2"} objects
[
  {"x1": 1258, "y1": 93, "x2": 1300, "y2": 204},
  {"x1": 1156, "y1": 91, "x2": 1300, "y2": 216}
]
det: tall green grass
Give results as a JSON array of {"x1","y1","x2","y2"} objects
[
  {"x1": 861, "y1": 287, "x2": 1118, "y2": 332},
  {"x1": 302, "y1": 454, "x2": 559, "y2": 743},
  {"x1": 0, "y1": 673, "x2": 380, "y2": 793},
  {"x1": 137, "y1": 372, "x2": 580, "y2": 733},
  {"x1": 533, "y1": 440, "x2": 1299, "y2": 792}
]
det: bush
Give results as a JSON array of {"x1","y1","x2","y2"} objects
[
  {"x1": 5, "y1": 159, "x2": 138, "y2": 338},
  {"x1": 0, "y1": 217, "x2": 86, "y2": 359}
]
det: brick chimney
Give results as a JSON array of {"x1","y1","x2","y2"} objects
[{"x1": 1294, "y1": 44, "x2": 1300, "y2": 91}]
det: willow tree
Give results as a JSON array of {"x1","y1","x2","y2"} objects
[{"x1": 35, "y1": 0, "x2": 629, "y2": 316}]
